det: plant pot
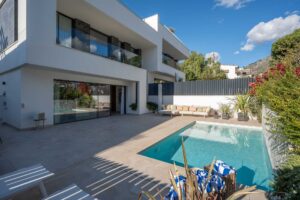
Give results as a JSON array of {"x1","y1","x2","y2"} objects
[
  {"x1": 222, "y1": 113, "x2": 230, "y2": 120},
  {"x1": 237, "y1": 112, "x2": 249, "y2": 121}
]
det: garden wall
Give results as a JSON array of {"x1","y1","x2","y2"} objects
[
  {"x1": 262, "y1": 105, "x2": 288, "y2": 169},
  {"x1": 147, "y1": 78, "x2": 254, "y2": 117}
]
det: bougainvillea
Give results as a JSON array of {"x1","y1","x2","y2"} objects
[{"x1": 248, "y1": 63, "x2": 300, "y2": 150}]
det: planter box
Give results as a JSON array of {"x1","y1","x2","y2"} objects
[
  {"x1": 222, "y1": 113, "x2": 230, "y2": 120},
  {"x1": 237, "y1": 112, "x2": 249, "y2": 121}
]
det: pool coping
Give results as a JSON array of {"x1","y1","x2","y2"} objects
[{"x1": 195, "y1": 121, "x2": 263, "y2": 130}]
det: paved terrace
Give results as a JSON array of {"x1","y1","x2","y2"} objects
[{"x1": 0, "y1": 114, "x2": 267, "y2": 200}]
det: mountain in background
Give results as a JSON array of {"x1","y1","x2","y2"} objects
[{"x1": 243, "y1": 56, "x2": 271, "y2": 76}]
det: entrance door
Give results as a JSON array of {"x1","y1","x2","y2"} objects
[
  {"x1": 110, "y1": 86, "x2": 116, "y2": 113},
  {"x1": 110, "y1": 85, "x2": 125, "y2": 114}
]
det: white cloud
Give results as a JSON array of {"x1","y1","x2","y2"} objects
[
  {"x1": 234, "y1": 51, "x2": 240, "y2": 55},
  {"x1": 205, "y1": 52, "x2": 221, "y2": 62},
  {"x1": 241, "y1": 43, "x2": 254, "y2": 51},
  {"x1": 215, "y1": 0, "x2": 252, "y2": 9},
  {"x1": 285, "y1": 10, "x2": 299, "y2": 16},
  {"x1": 241, "y1": 14, "x2": 300, "y2": 51}
]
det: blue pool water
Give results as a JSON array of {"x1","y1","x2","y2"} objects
[{"x1": 139, "y1": 122, "x2": 273, "y2": 190}]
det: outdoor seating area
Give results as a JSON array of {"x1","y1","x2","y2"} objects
[{"x1": 159, "y1": 105, "x2": 211, "y2": 117}]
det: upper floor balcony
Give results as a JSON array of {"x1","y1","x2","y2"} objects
[
  {"x1": 56, "y1": 12, "x2": 142, "y2": 68},
  {"x1": 162, "y1": 53, "x2": 180, "y2": 70}
]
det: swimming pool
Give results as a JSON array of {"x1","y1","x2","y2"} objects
[{"x1": 139, "y1": 121, "x2": 273, "y2": 190}]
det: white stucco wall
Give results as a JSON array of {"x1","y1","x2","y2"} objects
[
  {"x1": 0, "y1": 70, "x2": 22, "y2": 127},
  {"x1": 166, "y1": 95, "x2": 235, "y2": 109},
  {"x1": 149, "y1": 94, "x2": 235, "y2": 111},
  {"x1": 220, "y1": 65, "x2": 238, "y2": 79}
]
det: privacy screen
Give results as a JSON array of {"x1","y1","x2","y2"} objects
[{"x1": 0, "y1": 0, "x2": 18, "y2": 51}]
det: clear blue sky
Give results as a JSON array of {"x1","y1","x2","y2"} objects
[{"x1": 121, "y1": 0, "x2": 300, "y2": 67}]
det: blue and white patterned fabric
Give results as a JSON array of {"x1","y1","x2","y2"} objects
[
  {"x1": 214, "y1": 160, "x2": 236, "y2": 176},
  {"x1": 194, "y1": 169, "x2": 208, "y2": 191},
  {"x1": 206, "y1": 175, "x2": 225, "y2": 193},
  {"x1": 193, "y1": 169, "x2": 225, "y2": 193},
  {"x1": 164, "y1": 175, "x2": 186, "y2": 200}
]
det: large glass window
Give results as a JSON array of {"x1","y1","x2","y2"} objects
[
  {"x1": 57, "y1": 14, "x2": 72, "y2": 48},
  {"x1": 90, "y1": 29, "x2": 109, "y2": 57},
  {"x1": 72, "y1": 19, "x2": 90, "y2": 52},
  {"x1": 0, "y1": 0, "x2": 18, "y2": 51},
  {"x1": 56, "y1": 12, "x2": 142, "y2": 68},
  {"x1": 54, "y1": 80, "x2": 110, "y2": 124}
]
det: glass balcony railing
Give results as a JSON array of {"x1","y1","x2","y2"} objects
[
  {"x1": 162, "y1": 53, "x2": 180, "y2": 69},
  {"x1": 90, "y1": 41, "x2": 142, "y2": 68},
  {"x1": 57, "y1": 12, "x2": 142, "y2": 68}
]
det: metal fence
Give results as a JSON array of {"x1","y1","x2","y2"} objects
[{"x1": 148, "y1": 78, "x2": 254, "y2": 96}]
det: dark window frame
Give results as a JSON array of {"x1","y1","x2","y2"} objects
[
  {"x1": 90, "y1": 28, "x2": 109, "y2": 57},
  {"x1": 56, "y1": 12, "x2": 73, "y2": 47}
]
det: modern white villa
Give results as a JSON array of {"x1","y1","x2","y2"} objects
[{"x1": 0, "y1": 0, "x2": 189, "y2": 129}]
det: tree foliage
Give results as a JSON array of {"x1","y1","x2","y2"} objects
[
  {"x1": 181, "y1": 52, "x2": 227, "y2": 81},
  {"x1": 271, "y1": 29, "x2": 300, "y2": 62}
]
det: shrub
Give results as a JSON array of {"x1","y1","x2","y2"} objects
[
  {"x1": 130, "y1": 103, "x2": 137, "y2": 111},
  {"x1": 147, "y1": 102, "x2": 158, "y2": 113},
  {"x1": 249, "y1": 64, "x2": 300, "y2": 151},
  {"x1": 219, "y1": 104, "x2": 231, "y2": 117},
  {"x1": 231, "y1": 95, "x2": 250, "y2": 116},
  {"x1": 270, "y1": 154, "x2": 300, "y2": 199}
]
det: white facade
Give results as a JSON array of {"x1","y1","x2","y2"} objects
[
  {"x1": 0, "y1": 0, "x2": 189, "y2": 129},
  {"x1": 220, "y1": 65, "x2": 238, "y2": 79}
]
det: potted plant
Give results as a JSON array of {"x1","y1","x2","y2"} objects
[
  {"x1": 232, "y1": 95, "x2": 250, "y2": 121},
  {"x1": 147, "y1": 102, "x2": 158, "y2": 113},
  {"x1": 129, "y1": 103, "x2": 137, "y2": 111},
  {"x1": 219, "y1": 104, "x2": 231, "y2": 119}
]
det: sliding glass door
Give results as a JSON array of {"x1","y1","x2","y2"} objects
[{"x1": 54, "y1": 80, "x2": 111, "y2": 124}]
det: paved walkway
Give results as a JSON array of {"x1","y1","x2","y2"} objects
[{"x1": 0, "y1": 114, "x2": 266, "y2": 199}]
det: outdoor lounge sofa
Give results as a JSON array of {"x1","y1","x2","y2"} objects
[
  {"x1": 158, "y1": 105, "x2": 180, "y2": 117},
  {"x1": 159, "y1": 105, "x2": 211, "y2": 117}
]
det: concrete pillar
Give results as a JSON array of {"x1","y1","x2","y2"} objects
[
  {"x1": 120, "y1": 86, "x2": 125, "y2": 115},
  {"x1": 158, "y1": 83, "x2": 162, "y2": 109}
]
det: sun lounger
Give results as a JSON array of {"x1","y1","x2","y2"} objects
[
  {"x1": 43, "y1": 184, "x2": 97, "y2": 200},
  {"x1": 0, "y1": 164, "x2": 54, "y2": 199}
]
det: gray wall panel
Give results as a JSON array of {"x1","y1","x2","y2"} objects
[{"x1": 148, "y1": 78, "x2": 254, "y2": 96}]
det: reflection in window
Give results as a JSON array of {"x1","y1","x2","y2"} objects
[
  {"x1": 54, "y1": 80, "x2": 111, "y2": 124},
  {"x1": 90, "y1": 30, "x2": 109, "y2": 57},
  {"x1": 73, "y1": 19, "x2": 90, "y2": 52},
  {"x1": 57, "y1": 14, "x2": 72, "y2": 48}
]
